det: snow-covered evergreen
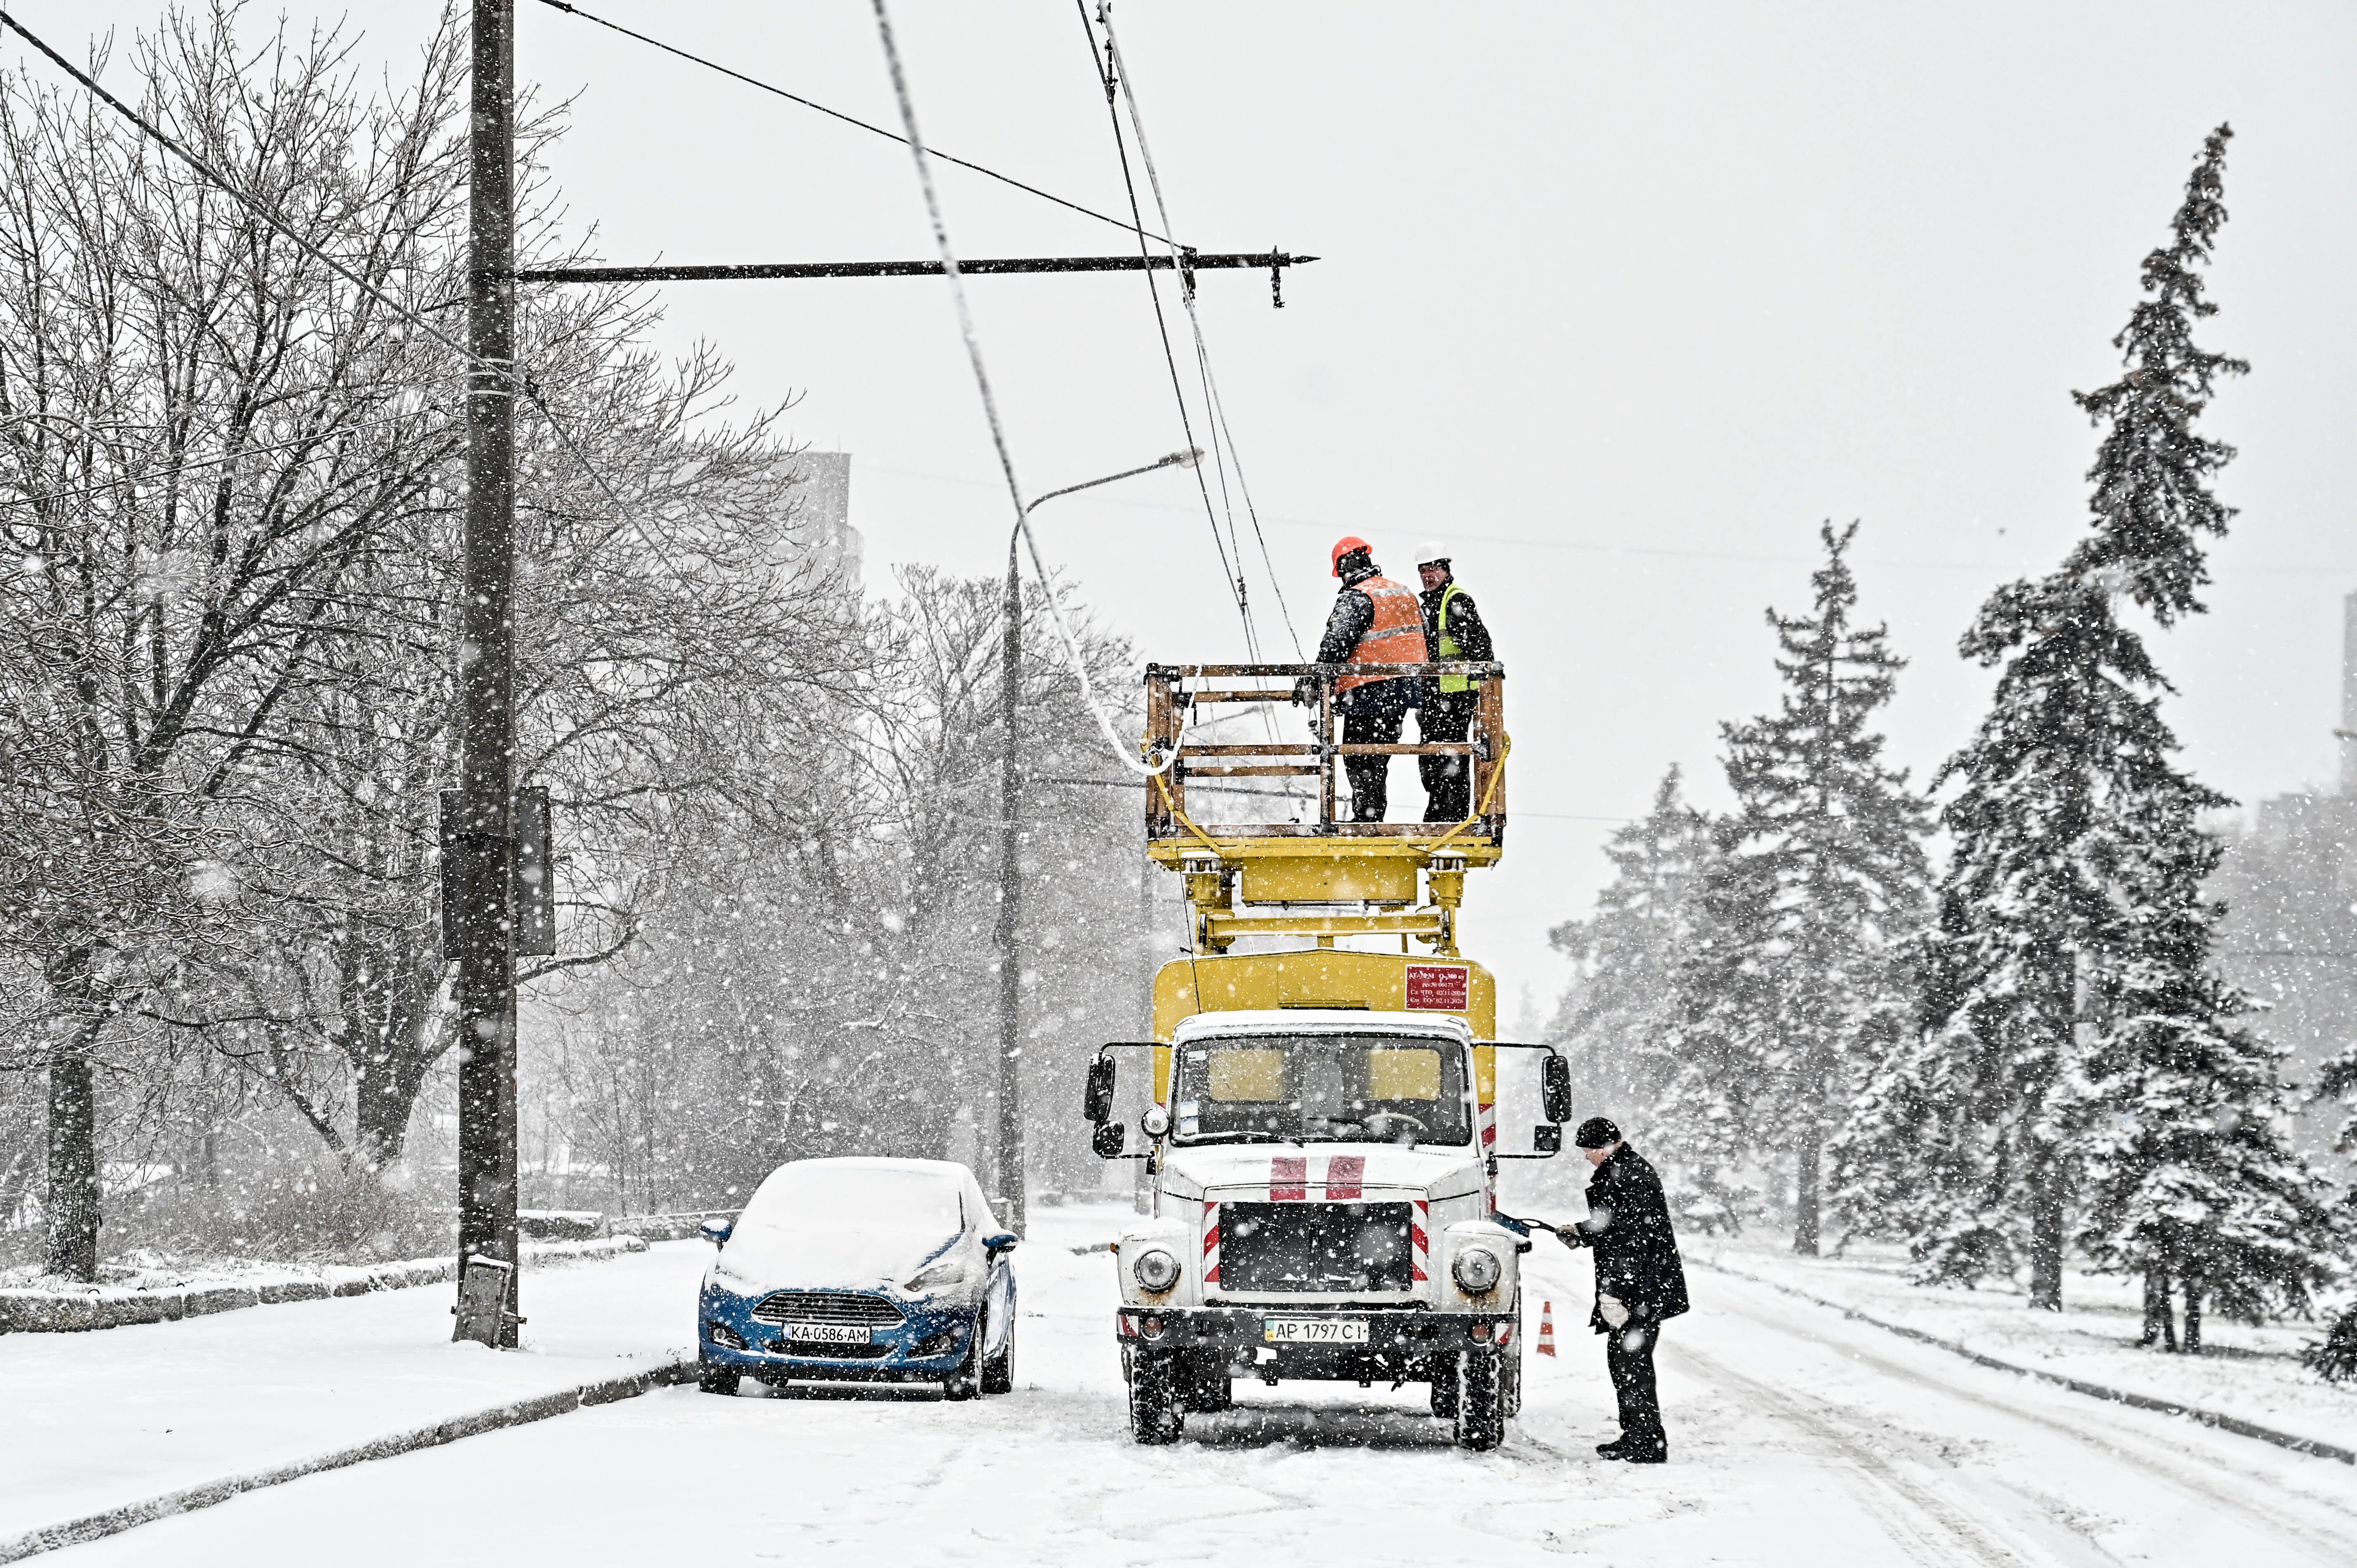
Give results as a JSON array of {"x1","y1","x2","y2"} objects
[
  {"x1": 1662, "y1": 523, "x2": 1930, "y2": 1254},
  {"x1": 1847, "y1": 127, "x2": 2344, "y2": 1331}
]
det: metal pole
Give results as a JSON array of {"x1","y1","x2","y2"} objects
[
  {"x1": 454, "y1": 0, "x2": 520, "y2": 1345},
  {"x1": 995, "y1": 534, "x2": 1025, "y2": 1234},
  {"x1": 992, "y1": 448, "x2": 1194, "y2": 1234}
]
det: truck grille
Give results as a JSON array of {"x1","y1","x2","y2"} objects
[
  {"x1": 749, "y1": 1291, "x2": 907, "y2": 1327},
  {"x1": 1219, "y1": 1201, "x2": 1415, "y2": 1294}
]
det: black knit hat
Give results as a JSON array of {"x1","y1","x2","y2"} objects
[{"x1": 1573, "y1": 1116, "x2": 1622, "y2": 1150}]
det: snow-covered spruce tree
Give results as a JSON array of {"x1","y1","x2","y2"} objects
[
  {"x1": 1545, "y1": 766, "x2": 1714, "y2": 1129},
  {"x1": 1858, "y1": 126, "x2": 2342, "y2": 1327},
  {"x1": 1661, "y1": 523, "x2": 1931, "y2": 1254}
]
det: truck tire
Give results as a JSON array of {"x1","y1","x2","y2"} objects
[
  {"x1": 1182, "y1": 1355, "x2": 1232, "y2": 1413},
  {"x1": 1127, "y1": 1350, "x2": 1184, "y2": 1444},
  {"x1": 982, "y1": 1311, "x2": 1014, "y2": 1395},
  {"x1": 1454, "y1": 1350, "x2": 1505, "y2": 1451},
  {"x1": 697, "y1": 1360, "x2": 740, "y2": 1397},
  {"x1": 1503, "y1": 1339, "x2": 1524, "y2": 1419}
]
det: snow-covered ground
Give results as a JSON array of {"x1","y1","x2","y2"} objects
[
  {"x1": 2, "y1": 1241, "x2": 706, "y2": 1548},
  {"x1": 1693, "y1": 1233, "x2": 2357, "y2": 1453},
  {"x1": 25, "y1": 1203, "x2": 2357, "y2": 1566}
]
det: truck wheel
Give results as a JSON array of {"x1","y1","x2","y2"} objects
[
  {"x1": 697, "y1": 1360, "x2": 740, "y2": 1397},
  {"x1": 982, "y1": 1312, "x2": 1014, "y2": 1395},
  {"x1": 1429, "y1": 1358, "x2": 1459, "y2": 1419},
  {"x1": 1454, "y1": 1350, "x2": 1505, "y2": 1451},
  {"x1": 1127, "y1": 1350, "x2": 1184, "y2": 1444}
]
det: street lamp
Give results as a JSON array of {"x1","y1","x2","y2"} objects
[{"x1": 994, "y1": 446, "x2": 1199, "y2": 1231}]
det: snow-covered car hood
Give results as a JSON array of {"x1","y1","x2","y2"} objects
[
  {"x1": 1156, "y1": 1144, "x2": 1484, "y2": 1205},
  {"x1": 710, "y1": 1221, "x2": 963, "y2": 1295}
]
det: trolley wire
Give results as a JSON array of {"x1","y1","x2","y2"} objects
[
  {"x1": 1085, "y1": 3, "x2": 1303, "y2": 661},
  {"x1": 868, "y1": 0, "x2": 1167, "y2": 778},
  {"x1": 1068, "y1": 0, "x2": 1252, "y2": 657},
  {"x1": 532, "y1": 0, "x2": 1174, "y2": 249}
]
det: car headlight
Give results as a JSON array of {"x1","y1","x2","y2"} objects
[
  {"x1": 1451, "y1": 1244, "x2": 1502, "y2": 1295},
  {"x1": 1132, "y1": 1247, "x2": 1181, "y2": 1293},
  {"x1": 904, "y1": 1254, "x2": 972, "y2": 1292}
]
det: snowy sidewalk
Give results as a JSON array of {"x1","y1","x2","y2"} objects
[
  {"x1": 0, "y1": 1241, "x2": 709, "y2": 1550},
  {"x1": 1690, "y1": 1236, "x2": 2357, "y2": 1457}
]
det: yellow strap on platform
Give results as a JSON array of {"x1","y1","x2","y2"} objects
[
  {"x1": 1153, "y1": 770, "x2": 1225, "y2": 854},
  {"x1": 1426, "y1": 732, "x2": 1511, "y2": 854}
]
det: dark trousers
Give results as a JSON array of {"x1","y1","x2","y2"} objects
[
  {"x1": 1605, "y1": 1322, "x2": 1666, "y2": 1450},
  {"x1": 1342, "y1": 707, "x2": 1406, "y2": 821},
  {"x1": 1418, "y1": 690, "x2": 1476, "y2": 822}
]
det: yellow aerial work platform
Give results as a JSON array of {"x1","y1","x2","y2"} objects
[{"x1": 1140, "y1": 660, "x2": 1507, "y2": 967}]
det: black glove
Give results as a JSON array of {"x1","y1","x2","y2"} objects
[{"x1": 1291, "y1": 676, "x2": 1315, "y2": 707}]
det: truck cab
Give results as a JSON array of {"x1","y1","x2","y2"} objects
[{"x1": 1082, "y1": 660, "x2": 1569, "y2": 1449}]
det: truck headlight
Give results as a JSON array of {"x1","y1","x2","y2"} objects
[
  {"x1": 1451, "y1": 1244, "x2": 1502, "y2": 1295},
  {"x1": 1132, "y1": 1247, "x2": 1181, "y2": 1293}
]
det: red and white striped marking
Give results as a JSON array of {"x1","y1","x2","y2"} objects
[
  {"x1": 1411, "y1": 1199, "x2": 1430, "y2": 1282},
  {"x1": 1202, "y1": 1200, "x2": 1221, "y2": 1286}
]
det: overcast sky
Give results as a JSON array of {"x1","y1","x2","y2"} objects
[{"x1": 49, "y1": 1, "x2": 2357, "y2": 1019}]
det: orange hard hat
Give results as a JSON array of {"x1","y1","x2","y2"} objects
[{"x1": 1330, "y1": 536, "x2": 1372, "y2": 577}]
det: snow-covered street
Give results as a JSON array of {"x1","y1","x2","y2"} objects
[{"x1": 31, "y1": 1205, "x2": 2357, "y2": 1567}]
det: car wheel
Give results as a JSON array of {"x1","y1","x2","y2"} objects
[
  {"x1": 942, "y1": 1312, "x2": 983, "y2": 1402},
  {"x1": 1126, "y1": 1348, "x2": 1183, "y2": 1444},
  {"x1": 982, "y1": 1310, "x2": 1014, "y2": 1395},
  {"x1": 1454, "y1": 1349, "x2": 1505, "y2": 1451},
  {"x1": 698, "y1": 1360, "x2": 741, "y2": 1397}
]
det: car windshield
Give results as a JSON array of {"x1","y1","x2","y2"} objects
[
  {"x1": 1170, "y1": 1033, "x2": 1472, "y2": 1146},
  {"x1": 740, "y1": 1164, "x2": 965, "y2": 1234}
]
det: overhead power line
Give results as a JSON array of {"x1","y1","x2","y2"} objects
[{"x1": 532, "y1": 0, "x2": 1175, "y2": 248}]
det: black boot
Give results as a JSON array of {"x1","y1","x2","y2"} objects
[{"x1": 1595, "y1": 1437, "x2": 1628, "y2": 1458}]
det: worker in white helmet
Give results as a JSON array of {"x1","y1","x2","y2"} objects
[{"x1": 1412, "y1": 541, "x2": 1495, "y2": 823}]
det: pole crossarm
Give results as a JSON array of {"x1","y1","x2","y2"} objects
[{"x1": 515, "y1": 251, "x2": 1317, "y2": 284}]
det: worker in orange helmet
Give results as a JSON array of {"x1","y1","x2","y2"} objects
[{"x1": 1307, "y1": 537, "x2": 1428, "y2": 822}]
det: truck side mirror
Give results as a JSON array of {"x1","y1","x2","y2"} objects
[
  {"x1": 1083, "y1": 1056, "x2": 1116, "y2": 1123},
  {"x1": 1532, "y1": 1124, "x2": 1562, "y2": 1155},
  {"x1": 1092, "y1": 1122, "x2": 1127, "y2": 1159},
  {"x1": 1542, "y1": 1052, "x2": 1574, "y2": 1124}
]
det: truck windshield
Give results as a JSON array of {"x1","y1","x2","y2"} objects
[{"x1": 1170, "y1": 1033, "x2": 1472, "y2": 1146}]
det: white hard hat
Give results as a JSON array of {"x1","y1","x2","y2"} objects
[{"x1": 1412, "y1": 540, "x2": 1453, "y2": 567}]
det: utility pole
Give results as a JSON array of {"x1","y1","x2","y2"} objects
[
  {"x1": 994, "y1": 451, "x2": 1196, "y2": 1233},
  {"x1": 451, "y1": 0, "x2": 520, "y2": 1346}
]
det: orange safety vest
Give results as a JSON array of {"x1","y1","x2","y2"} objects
[{"x1": 1336, "y1": 575, "x2": 1430, "y2": 693}]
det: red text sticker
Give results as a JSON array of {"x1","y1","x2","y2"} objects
[{"x1": 1404, "y1": 963, "x2": 1469, "y2": 1012}]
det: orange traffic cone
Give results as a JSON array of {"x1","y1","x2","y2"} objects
[{"x1": 1537, "y1": 1300, "x2": 1557, "y2": 1357}]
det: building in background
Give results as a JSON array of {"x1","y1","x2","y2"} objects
[
  {"x1": 776, "y1": 451, "x2": 862, "y2": 587},
  {"x1": 2215, "y1": 590, "x2": 2357, "y2": 1156}
]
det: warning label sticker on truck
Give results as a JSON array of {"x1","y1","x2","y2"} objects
[{"x1": 1404, "y1": 963, "x2": 1469, "y2": 1011}]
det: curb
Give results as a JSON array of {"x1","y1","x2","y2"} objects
[
  {"x1": 1697, "y1": 1257, "x2": 2355, "y2": 1466},
  {"x1": 0, "y1": 1355, "x2": 696, "y2": 1563},
  {"x1": 0, "y1": 1236, "x2": 649, "y2": 1335}
]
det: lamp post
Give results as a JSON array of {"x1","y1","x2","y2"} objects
[{"x1": 995, "y1": 447, "x2": 1199, "y2": 1231}]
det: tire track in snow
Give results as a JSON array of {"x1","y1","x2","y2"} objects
[
  {"x1": 1667, "y1": 1336, "x2": 2065, "y2": 1568},
  {"x1": 1712, "y1": 1275, "x2": 2357, "y2": 1568}
]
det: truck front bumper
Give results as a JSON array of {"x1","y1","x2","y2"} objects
[{"x1": 1118, "y1": 1305, "x2": 1514, "y2": 1379}]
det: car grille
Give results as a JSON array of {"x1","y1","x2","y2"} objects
[
  {"x1": 1220, "y1": 1201, "x2": 1416, "y2": 1294},
  {"x1": 749, "y1": 1291, "x2": 907, "y2": 1327},
  {"x1": 764, "y1": 1338, "x2": 893, "y2": 1359}
]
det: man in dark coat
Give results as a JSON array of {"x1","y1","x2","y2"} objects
[
  {"x1": 1554, "y1": 1117, "x2": 1688, "y2": 1462},
  {"x1": 1308, "y1": 538, "x2": 1428, "y2": 821}
]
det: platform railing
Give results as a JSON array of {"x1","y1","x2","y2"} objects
[{"x1": 1142, "y1": 662, "x2": 1506, "y2": 842}]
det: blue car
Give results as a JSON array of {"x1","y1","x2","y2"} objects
[{"x1": 696, "y1": 1157, "x2": 1018, "y2": 1399}]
